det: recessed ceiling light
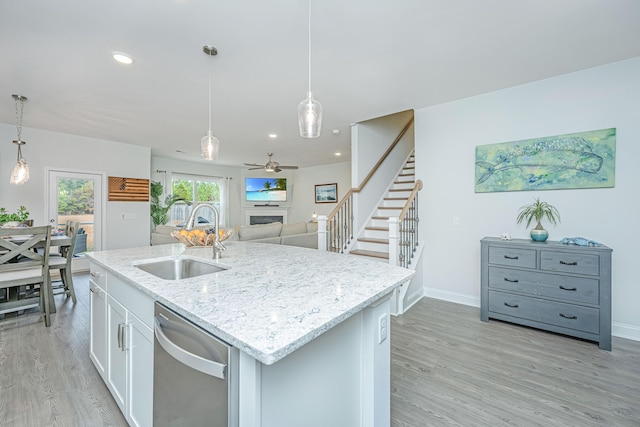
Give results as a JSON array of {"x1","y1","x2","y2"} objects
[
  {"x1": 335, "y1": 152, "x2": 342, "y2": 156},
  {"x1": 332, "y1": 129, "x2": 340, "y2": 135},
  {"x1": 268, "y1": 134, "x2": 278, "y2": 139},
  {"x1": 112, "y1": 51, "x2": 134, "y2": 65}
]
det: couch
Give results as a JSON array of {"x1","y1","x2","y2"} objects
[
  {"x1": 151, "y1": 221, "x2": 319, "y2": 249},
  {"x1": 233, "y1": 221, "x2": 318, "y2": 249}
]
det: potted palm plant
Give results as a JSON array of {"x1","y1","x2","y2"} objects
[
  {"x1": 150, "y1": 181, "x2": 190, "y2": 231},
  {"x1": 516, "y1": 197, "x2": 560, "y2": 242}
]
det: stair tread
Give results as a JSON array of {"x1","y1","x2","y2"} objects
[
  {"x1": 389, "y1": 188, "x2": 412, "y2": 192},
  {"x1": 358, "y1": 237, "x2": 389, "y2": 244},
  {"x1": 349, "y1": 249, "x2": 389, "y2": 259},
  {"x1": 365, "y1": 226, "x2": 389, "y2": 231},
  {"x1": 384, "y1": 197, "x2": 409, "y2": 200}
]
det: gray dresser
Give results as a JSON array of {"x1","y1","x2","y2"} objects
[{"x1": 480, "y1": 237, "x2": 612, "y2": 350}]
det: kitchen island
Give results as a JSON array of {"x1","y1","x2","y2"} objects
[{"x1": 87, "y1": 241, "x2": 415, "y2": 427}]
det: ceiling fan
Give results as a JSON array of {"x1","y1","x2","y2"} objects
[{"x1": 244, "y1": 153, "x2": 299, "y2": 173}]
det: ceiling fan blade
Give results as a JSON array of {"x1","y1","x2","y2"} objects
[
  {"x1": 244, "y1": 163, "x2": 263, "y2": 167},
  {"x1": 278, "y1": 165, "x2": 299, "y2": 170},
  {"x1": 247, "y1": 167, "x2": 263, "y2": 170}
]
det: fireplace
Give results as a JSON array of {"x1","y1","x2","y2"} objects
[
  {"x1": 245, "y1": 209, "x2": 288, "y2": 225},
  {"x1": 250, "y1": 216, "x2": 283, "y2": 225}
]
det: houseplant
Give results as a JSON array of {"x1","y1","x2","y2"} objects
[
  {"x1": 150, "y1": 181, "x2": 190, "y2": 230},
  {"x1": 0, "y1": 205, "x2": 30, "y2": 225},
  {"x1": 516, "y1": 197, "x2": 560, "y2": 242}
]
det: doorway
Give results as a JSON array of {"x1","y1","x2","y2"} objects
[{"x1": 47, "y1": 169, "x2": 105, "y2": 272}]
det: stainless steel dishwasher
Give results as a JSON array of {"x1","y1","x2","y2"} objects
[{"x1": 153, "y1": 302, "x2": 238, "y2": 426}]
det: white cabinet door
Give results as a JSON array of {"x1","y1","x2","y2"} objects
[
  {"x1": 90, "y1": 267, "x2": 154, "y2": 427},
  {"x1": 107, "y1": 296, "x2": 128, "y2": 414},
  {"x1": 89, "y1": 279, "x2": 107, "y2": 380},
  {"x1": 128, "y1": 313, "x2": 154, "y2": 427}
]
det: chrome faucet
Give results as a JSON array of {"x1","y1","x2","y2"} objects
[{"x1": 185, "y1": 203, "x2": 226, "y2": 260}]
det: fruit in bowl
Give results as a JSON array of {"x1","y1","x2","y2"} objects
[{"x1": 171, "y1": 228, "x2": 232, "y2": 246}]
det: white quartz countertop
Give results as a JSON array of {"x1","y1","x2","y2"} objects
[{"x1": 86, "y1": 242, "x2": 414, "y2": 365}]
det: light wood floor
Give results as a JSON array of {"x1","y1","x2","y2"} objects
[
  {"x1": 2, "y1": 276, "x2": 639, "y2": 426},
  {"x1": 0, "y1": 273, "x2": 127, "y2": 426},
  {"x1": 391, "y1": 298, "x2": 640, "y2": 426}
]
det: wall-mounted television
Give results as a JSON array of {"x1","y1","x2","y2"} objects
[{"x1": 245, "y1": 177, "x2": 287, "y2": 202}]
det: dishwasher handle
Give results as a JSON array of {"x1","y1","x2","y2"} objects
[{"x1": 154, "y1": 316, "x2": 227, "y2": 380}]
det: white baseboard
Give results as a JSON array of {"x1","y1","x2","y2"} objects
[
  {"x1": 424, "y1": 287, "x2": 480, "y2": 308},
  {"x1": 612, "y1": 322, "x2": 640, "y2": 342}
]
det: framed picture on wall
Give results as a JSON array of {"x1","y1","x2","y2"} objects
[{"x1": 315, "y1": 183, "x2": 337, "y2": 203}]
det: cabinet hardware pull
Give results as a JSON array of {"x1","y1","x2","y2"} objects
[
  {"x1": 504, "y1": 302, "x2": 519, "y2": 308},
  {"x1": 559, "y1": 313, "x2": 577, "y2": 320},
  {"x1": 90, "y1": 272, "x2": 102, "y2": 278},
  {"x1": 504, "y1": 278, "x2": 519, "y2": 283},
  {"x1": 117, "y1": 323, "x2": 128, "y2": 350},
  {"x1": 559, "y1": 261, "x2": 577, "y2": 266},
  {"x1": 504, "y1": 255, "x2": 519, "y2": 260},
  {"x1": 559, "y1": 286, "x2": 577, "y2": 291}
]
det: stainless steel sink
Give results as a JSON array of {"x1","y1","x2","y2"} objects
[{"x1": 135, "y1": 258, "x2": 227, "y2": 280}]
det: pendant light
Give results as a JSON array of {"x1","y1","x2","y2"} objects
[
  {"x1": 201, "y1": 45, "x2": 220, "y2": 161},
  {"x1": 298, "y1": 0, "x2": 322, "y2": 138},
  {"x1": 10, "y1": 94, "x2": 30, "y2": 185}
]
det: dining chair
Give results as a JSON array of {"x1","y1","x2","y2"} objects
[
  {"x1": 48, "y1": 220, "x2": 79, "y2": 304},
  {"x1": 0, "y1": 225, "x2": 53, "y2": 326}
]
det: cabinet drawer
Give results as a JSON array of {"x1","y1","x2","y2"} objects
[
  {"x1": 488, "y1": 267, "x2": 599, "y2": 305},
  {"x1": 90, "y1": 263, "x2": 107, "y2": 288},
  {"x1": 488, "y1": 247, "x2": 536, "y2": 269},
  {"x1": 108, "y1": 274, "x2": 154, "y2": 328},
  {"x1": 488, "y1": 290, "x2": 599, "y2": 334},
  {"x1": 541, "y1": 251, "x2": 599, "y2": 276}
]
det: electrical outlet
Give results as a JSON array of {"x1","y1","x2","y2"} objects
[{"x1": 378, "y1": 313, "x2": 388, "y2": 344}]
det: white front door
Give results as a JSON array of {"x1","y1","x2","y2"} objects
[{"x1": 47, "y1": 169, "x2": 105, "y2": 271}]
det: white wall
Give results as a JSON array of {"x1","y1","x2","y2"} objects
[
  {"x1": 288, "y1": 162, "x2": 351, "y2": 224},
  {"x1": 0, "y1": 124, "x2": 150, "y2": 250},
  {"x1": 414, "y1": 56, "x2": 640, "y2": 340}
]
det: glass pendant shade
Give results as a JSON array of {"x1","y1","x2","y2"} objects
[
  {"x1": 201, "y1": 130, "x2": 219, "y2": 161},
  {"x1": 298, "y1": 92, "x2": 322, "y2": 138},
  {"x1": 10, "y1": 156, "x2": 29, "y2": 185}
]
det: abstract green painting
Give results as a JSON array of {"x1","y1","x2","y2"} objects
[{"x1": 475, "y1": 128, "x2": 616, "y2": 193}]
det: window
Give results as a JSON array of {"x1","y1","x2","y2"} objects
[{"x1": 169, "y1": 174, "x2": 227, "y2": 227}]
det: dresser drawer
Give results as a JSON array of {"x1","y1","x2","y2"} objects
[
  {"x1": 488, "y1": 246, "x2": 536, "y2": 269},
  {"x1": 488, "y1": 290, "x2": 599, "y2": 334},
  {"x1": 488, "y1": 267, "x2": 599, "y2": 305},
  {"x1": 541, "y1": 250, "x2": 599, "y2": 276}
]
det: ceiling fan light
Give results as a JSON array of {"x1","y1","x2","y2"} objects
[
  {"x1": 10, "y1": 157, "x2": 29, "y2": 185},
  {"x1": 201, "y1": 130, "x2": 219, "y2": 161},
  {"x1": 298, "y1": 92, "x2": 322, "y2": 138}
]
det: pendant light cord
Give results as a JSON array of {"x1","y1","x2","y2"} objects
[
  {"x1": 15, "y1": 96, "x2": 24, "y2": 141},
  {"x1": 307, "y1": 0, "x2": 312, "y2": 95},
  {"x1": 208, "y1": 56, "x2": 212, "y2": 132}
]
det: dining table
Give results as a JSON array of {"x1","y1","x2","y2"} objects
[{"x1": 0, "y1": 230, "x2": 72, "y2": 317}]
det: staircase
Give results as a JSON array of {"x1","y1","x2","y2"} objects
[{"x1": 349, "y1": 152, "x2": 415, "y2": 262}]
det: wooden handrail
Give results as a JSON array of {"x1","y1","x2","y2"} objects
[
  {"x1": 398, "y1": 180, "x2": 423, "y2": 221},
  {"x1": 327, "y1": 117, "x2": 414, "y2": 221},
  {"x1": 354, "y1": 117, "x2": 414, "y2": 193}
]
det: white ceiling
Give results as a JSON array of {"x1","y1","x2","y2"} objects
[{"x1": 1, "y1": 0, "x2": 639, "y2": 170}]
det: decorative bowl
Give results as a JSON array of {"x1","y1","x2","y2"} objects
[{"x1": 171, "y1": 228, "x2": 232, "y2": 246}]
